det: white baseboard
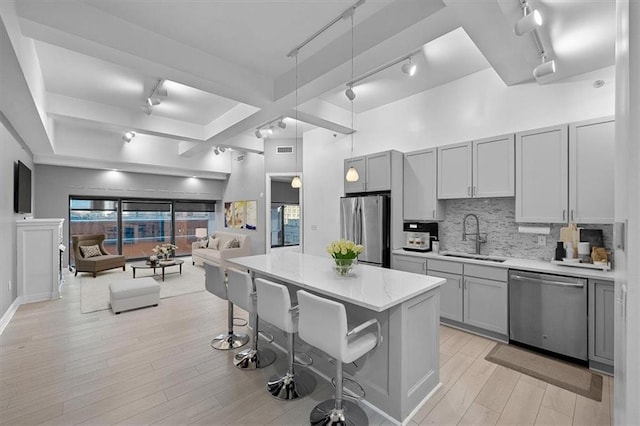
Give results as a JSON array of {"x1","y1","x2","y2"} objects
[{"x1": 0, "y1": 297, "x2": 22, "y2": 335}]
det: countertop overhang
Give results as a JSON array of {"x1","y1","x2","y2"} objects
[
  {"x1": 228, "y1": 252, "x2": 445, "y2": 312},
  {"x1": 392, "y1": 249, "x2": 615, "y2": 280}
]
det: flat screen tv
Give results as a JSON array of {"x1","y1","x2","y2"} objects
[{"x1": 14, "y1": 160, "x2": 32, "y2": 214}]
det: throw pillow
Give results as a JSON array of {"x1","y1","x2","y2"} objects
[
  {"x1": 208, "y1": 237, "x2": 219, "y2": 250},
  {"x1": 223, "y1": 238, "x2": 240, "y2": 249},
  {"x1": 80, "y1": 244, "x2": 102, "y2": 258}
]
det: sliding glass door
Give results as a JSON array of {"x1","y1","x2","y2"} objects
[
  {"x1": 271, "y1": 203, "x2": 300, "y2": 248},
  {"x1": 174, "y1": 201, "x2": 216, "y2": 256},
  {"x1": 121, "y1": 200, "x2": 172, "y2": 259},
  {"x1": 69, "y1": 199, "x2": 118, "y2": 265}
]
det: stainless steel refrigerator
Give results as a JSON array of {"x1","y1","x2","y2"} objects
[{"x1": 340, "y1": 194, "x2": 390, "y2": 268}]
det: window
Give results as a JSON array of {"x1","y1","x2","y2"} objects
[{"x1": 69, "y1": 197, "x2": 216, "y2": 263}]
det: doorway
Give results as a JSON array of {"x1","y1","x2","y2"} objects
[{"x1": 265, "y1": 173, "x2": 302, "y2": 253}]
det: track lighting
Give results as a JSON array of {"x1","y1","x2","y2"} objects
[
  {"x1": 140, "y1": 105, "x2": 152, "y2": 115},
  {"x1": 514, "y1": 9, "x2": 542, "y2": 36},
  {"x1": 219, "y1": 146, "x2": 226, "y2": 153},
  {"x1": 533, "y1": 56, "x2": 556, "y2": 79},
  {"x1": 213, "y1": 147, "x2": 220, "y2": 155},
  {"x1": 122, "y1": 131, "x2": 136, "y2": 143},
  {"x1": 401, "y1": 58, "x2": 417, "y2": 76},
  {"x1": 140, "y1": 79, "x2": 166, "y2": 116},
  {"x1": 255, "y1": 129, "x2": 263, "y2": 138},
  {"x1": 277, "y1": 118, "x2": 287, "y2": 129},
  {"x1": 345, "y1": 85, "x2": 356, "y2": 101},
  {"x1": 147, "y1": 96, "x2": 161, "y2": 106}
]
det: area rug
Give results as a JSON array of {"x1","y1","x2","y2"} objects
[
  {"x1": 79, "y1": 257, "x2": 205, "y2": 313},
  {"x1": 485, "y1": 343, "x2": 603, "y2": 401}
]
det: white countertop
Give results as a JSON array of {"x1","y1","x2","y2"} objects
[
  {"x1": 392, "y1": 249, "x2": 616, "y2": 280},
  {"x1": 228, "y1": 252, "x2": 445, "y2": 312}
]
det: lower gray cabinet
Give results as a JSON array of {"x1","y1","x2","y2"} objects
[
  {"x1": 435, "y1": 272, "x2": 463, "y2": 322},
  {"x1": 463, "y1": 276, "x2": 508, "y2": 335},
  {"x1": 392, "y1": 254, "x2": 426, "y2": 275},
  {"x1": 589, "y1": 279, "x2": 614, "y2": 368}
]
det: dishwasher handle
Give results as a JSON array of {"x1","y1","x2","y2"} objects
[{"x1": 510, "y1": 274, "x2": 585, "y2": 288}]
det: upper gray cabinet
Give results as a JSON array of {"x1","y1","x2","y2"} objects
[
  {"x1": 569, "y1": 117, "x2": 615, "y2": 224},
  {"x1": 344, "y1": 151, "x2": 392, "y2": 193},
  {"x1": 516, "y1": 124, "x2": 569, "y2": 223},
  {"x1": 403, "y1": 148, "x2": 444, "y2": 221},
  {"x1": 516, "y1": 117, "x2": 614, "y2": 223},
  {"x1": 437, "y1": 135, "x2": 515, "y2": 199}
]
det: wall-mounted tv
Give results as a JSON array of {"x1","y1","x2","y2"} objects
[{"x1": 14, "y1": 160, "x2": 32, "y2": 214}]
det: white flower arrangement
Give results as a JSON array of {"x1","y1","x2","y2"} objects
[
  {"x1": 326, "y1": 239, "x2": 364, "y2": 261},
  {"x1": 152, "y1": 243, "x2": 178, "y2": 256}
]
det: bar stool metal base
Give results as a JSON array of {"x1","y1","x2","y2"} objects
[
  {"x1": 210, "y1": 332, "x2": 249, "y2": 350},
  {"x1": 309, "y1": 399, "x2": 368, "y2": 426},
  {"x1": 233, "y1": 347, "x2": 276, "y2": 369},
  {"x1": 267, "y1": 369, "x2": 316, "y2": 400}
]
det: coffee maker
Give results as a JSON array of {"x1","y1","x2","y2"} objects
[{"x1": 403, "y1": 222, "x2": 439, "y2": 252}]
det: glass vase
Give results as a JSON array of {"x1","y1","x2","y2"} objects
[{"x1": 333, "y1": 258, "x2": 356, "y2": 276}]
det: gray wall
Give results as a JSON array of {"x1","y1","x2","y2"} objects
[
  {"x1": 34, "y1": 165, "x2": 225, "y2": 267},
  {"x1": 223, "y1": 152, "x2": 266, "y2": 256},
  {"x1": 0, "y1": 118, "x2": 35, "y2": 318},
  {"x1": 264, "y1": 138, "x2": 302, "y2": 174},
  {"x1": 271, "y1": 181, "x2": 299, "y2": 204}
]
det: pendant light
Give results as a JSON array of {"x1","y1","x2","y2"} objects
[
  {"x1": 291, "y1": 53, "x2": 302, "y2": 189},
  {"x1": 345, "y1": 11, "x2": 359, "y2": 183}
]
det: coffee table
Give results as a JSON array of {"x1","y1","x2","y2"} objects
[{"x1": 131, "y1": 259, "x2": 184, "y2": 282}]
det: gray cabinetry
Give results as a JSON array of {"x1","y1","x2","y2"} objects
[
  {"x1": 344, "y1": 151, "x2": 394, "y2": 194},
  {"x1": 589, "y1": 279, "x2": 614, "y2": 372},
  {"x1": 438, "y1": 142, "x2": 471, "y2": 199},
  {"x1": 427, "y1": 259, "x2": 507, "y2": 338},
  {"x1": 391, "y1": 254, "x2": 426, "y2": 274},
  {"x1": 403, "y1": 148, "x2": 444, "y2": 221}
]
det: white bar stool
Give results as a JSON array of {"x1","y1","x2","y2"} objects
[
  {"x1": 297, "y1": 289, "x2": 382, "y2": 426},
  {"x1": 255, "y1": 278, "x2": 316, "y2": 400},
  {"x1": 204, "y1": 262, "x2": 249, "y2": 350},
  {"x1": 226, "y1": 268, "x2": 276, "y2": 369}
]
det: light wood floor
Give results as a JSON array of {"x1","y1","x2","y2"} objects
[{"x1": 1, "y1": 271, "x2": 613, "y2": 426}]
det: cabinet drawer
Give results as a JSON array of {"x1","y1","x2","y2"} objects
[
  {"x1": 464, "y1": 264, "x2": 508, "y2": 281},
  {"x1": 427, "y1": 259, "x2": 463, "y2": 275}
]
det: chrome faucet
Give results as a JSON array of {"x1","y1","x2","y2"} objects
[{"x1": 462, "y1": 213, "x2": 486, "y2": 254}]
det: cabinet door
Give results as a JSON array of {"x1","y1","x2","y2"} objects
[
  {"x1": 570, "y1": 117, "x2": 615, "y2": 224},
  {"x1": 589, "y1": 280, "x2": 614, "y2": 364},
  {"x1": 515, "y1": 125, "x2": 569, "y2": 223},
  {"x1": 463, "y1": 277, "x2": 507, "y2": 335},
  {"x1": 344, "y1": 156, "x2": 366, "y2": 193},
  {"x1": 438, "y1": 142, "x2": 472, "y2": 199},
  {"x1": 429, "y1": 270, "x2": 463, "y2": 322},
  {"x1": 365, "y1": 151, "x2": 392, "y2": 192},
  {"x1": 392, "y1": 255, "x2": 426, "y2": 274},
  {"x1": 403, "y1": 149, "x2": 443, "y2": 221},
  {"x1": 473, "y1": 134, "x2": 515, "y2": 198}
]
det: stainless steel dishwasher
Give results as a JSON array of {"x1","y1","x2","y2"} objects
[{"x1": 509, "y1": 270, "x2": 588, "y2": 361}]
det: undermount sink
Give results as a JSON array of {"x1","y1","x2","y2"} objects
[{"x1": 441, "y1": 253, "x2": 508, "y2": 263}]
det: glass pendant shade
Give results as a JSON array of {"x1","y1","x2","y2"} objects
[
  {"x1": 291, "y1": 175, "x2": 302, "y2": 188},
  {"x1": 345, "y1": 166, "x2": 359, "y2": 182}
]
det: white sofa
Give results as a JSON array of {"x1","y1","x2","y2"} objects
[{"x1": 191, "y1": 231, "x2": 251, "y2": 267}]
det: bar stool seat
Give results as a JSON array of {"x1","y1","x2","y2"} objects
[
  {"x1": 226, "y1": 268, "x2": 276, "y2": 369},
  {"x1": 204, "y1": 262, "x2": 249, "y2": 350},
  {"x1": 297, "y1": 289, "x2": 382, "y2": 426},
  {"x1": 255, "y1": 278, "x2": 316, "y2": 400}
]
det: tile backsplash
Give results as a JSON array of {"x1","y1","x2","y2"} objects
[{"x1": 437, "y1": 198, "x2": 613, "y2": 262}]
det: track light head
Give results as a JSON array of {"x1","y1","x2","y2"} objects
[
  {"x1": 533, "y1": 58, "x2": 556, "y2": 79},
  {"x1": 277, "y1": 119, "x2": 287, "y2": 129},
  {"x1": 122, "y1": 131, "x2": 136, "y2": 143},
  {"x1": 147, "y1": 96, "x2": 161, "y2": 106},
  {"x1": 345, "y1": 86, "x2": 356, "y2": 101},
  {"x1": 514, "y1": 9, "x2": 542, "y2": 36},
  {"x1": 140, "y1": 105, "x2": 152, "y2": 115},
  {"x1": 219, "y1": 146, "x2": 226, "y2": 153},
  {"x1": 213, "y1": 147, "x2": 220, "y2": 155},
  {"x1": 401, "y1": 61, "x2": 417, "y2": 76},
  {"x1": 255, "y1": 129, "x2": 263, "y2": 138}
]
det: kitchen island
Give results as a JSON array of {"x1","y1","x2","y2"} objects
[{"x1": 227, "y1": 252, "x2": 445, "y2": 424}]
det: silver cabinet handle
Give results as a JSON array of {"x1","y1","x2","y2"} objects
[
  {"x1": 571, "y1": 210, "x2": 574, "y2": 221},
  {"x1": 432, "y1": 209, "x2": 435, "y2": 218},
  {"x1": 422, "y1": 262, "x2": 426, "y2": 272},
  {"x1": 562, "y1": 210, "x2": 566, "y2": 221},
  {"x1": 473, "y1": 186, "x2": 476, "y2": 196},
  {"x1": 467, "y1": 186, "x2": 471, "y2": 196},
  {"x1": 510, "y1": 274, "x2": 585, "y2": 288},
  {"x1": 458, "y1": 280, "x2": 461, "y2": 289}
]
